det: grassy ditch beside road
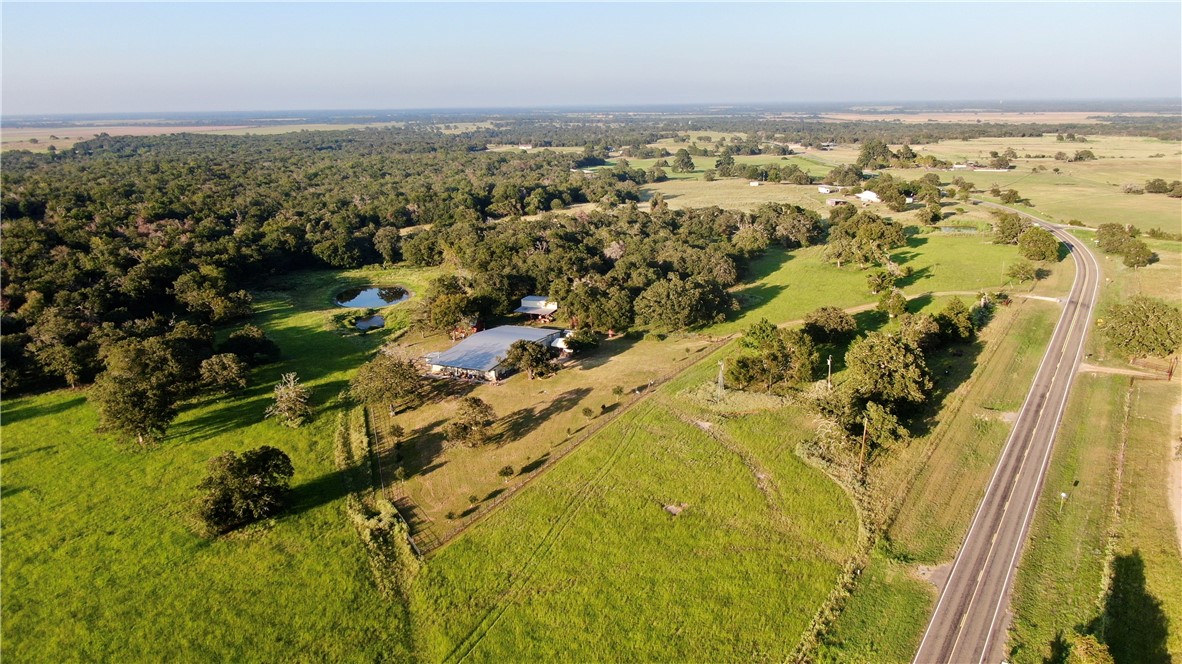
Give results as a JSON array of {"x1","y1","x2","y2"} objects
[{"x1": 815, "y1": 297, "x2": 1063, "y2": 662}]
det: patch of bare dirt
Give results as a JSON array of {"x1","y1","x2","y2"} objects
[
  {"x1": 1077, "y1": 362, "x2": 1159, "y2": 378},
  {"x1": 664, "y1": 503, "x2": 689, "y2": 516},
  {"x1": 916, "y1": 562, "x2": 953, "y2": 591}
]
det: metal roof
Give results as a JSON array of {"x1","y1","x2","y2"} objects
[
  {"x1": 428, "y1": 326, "x2": 560, "y2": 372},
  {"x1": 514, "y1": 305, "x2": 559, "y2": 315}
]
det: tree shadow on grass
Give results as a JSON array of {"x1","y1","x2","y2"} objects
[
  {"x1": 1090, "y1": 550, "x2": 1171, "y2": 664},
  {"x1": 729, "y1": 283, "x2": 788, "y2": 319},
  {"x1": 908, "y1": 337, "x2": 984, "y2": 438},
  {"x1": 570, "y1": 335, "x2": 641, "y2": 371},
  {"x1": 520, "y1": 452, "x2": 551, "y2": 475},
  {"x1": 891, "y1": 250, "x2": 922, "y2": 266},
  {"x1": 906, "y1": 292, "x2": 935, "y2": 314},
  {"x1": 490, "y1": 387, "x2": 591, "y2": 446},
  {"x1": 283, "y1": 466, "x2": 353, "y2": 520},
  {"x1": 742, "y1": 246, "x2": 795, "y2": 283},
  {"x1": 853, "y1": 309, "x2": 890, "y2": 335},
  {"x1": 419, "y1": 377, "x2": 477, "y2": 405},
  {"x1": 896, "y1": 265, "x2": 933, "y2": 288},
  {"x1": 393, "y1": 418, "x2": 449, "y2": 479},
  {"x1": 169, "y1": 395, "x2": 273, "y2": 444},
  {"x1": 0, "y1": 395, "x2": 86, "y2": 427}
]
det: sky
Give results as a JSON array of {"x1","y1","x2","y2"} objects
[{"x1": 3, "y1": 2, "x2": 1180, "y2": 115}]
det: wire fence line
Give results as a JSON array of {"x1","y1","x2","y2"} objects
[
  {"x1": 368, "y1": 334, "x2": 736, "y2": 556},
  {"x1": 366, "y1": 405, "x2": 443, "y2": 553}
]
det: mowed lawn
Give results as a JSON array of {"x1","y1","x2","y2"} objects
[
  {"x1": 0, "y1": 264, "x2": 439, "y2": 661},
  {"x1": 413, "y1": 352, "x2": 858, "y2": 662}
]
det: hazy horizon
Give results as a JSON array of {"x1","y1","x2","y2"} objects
[{"x1": 4, "y1": 2, "x2": 1181, "y2": 116}]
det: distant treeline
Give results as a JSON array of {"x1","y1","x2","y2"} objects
[
  {"x1": 2, "y1": 112, "x2": 1178, "y2": 393},
  {"x1": 466, "y1": 116, "x2": 1181, "y2": 146}
]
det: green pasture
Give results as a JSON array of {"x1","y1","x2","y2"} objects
[
  {"x1": 414, "y1": 379, "x2": 858, "y2": 662},
  {"x1": 0, "y1": 264, "x2": 439, "y2": 661},
  {"x1": 379, "y1": 332, "x2": 719, "y2": 532},
  {"x1": 710, "y1": 233, "x2": 1057, "y2": 335},
  {"x1": 903, "y1": 135, "x2": 1182, "y2": 232}
]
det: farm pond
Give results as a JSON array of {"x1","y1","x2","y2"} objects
[{"x1": 334, "y1": 286, "x2": 410, "y2": 308}]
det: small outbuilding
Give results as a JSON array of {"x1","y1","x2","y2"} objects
[
  {"x1": 818, "y1": 185, "x2": 844, "y2": 194},
  {"x1": 826, "y1": 198, "x2": 849, "y2": 207},
  {"x1": 514, "y1": 295, "x2": 558, "y2": 321},
  {"x1": 855, "y1": 190, "x2": 882, "y2": 203}
]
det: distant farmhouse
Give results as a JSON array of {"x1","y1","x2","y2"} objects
[
  {"x1": 426, "y1": 326, "x2": 569, "y2": 381},
  {"x1": 817, "y1": 185, "x2": 845, "y2": 194},
  {"x1": 855, "y1": 190, "x2": 882, "y2": 203}
]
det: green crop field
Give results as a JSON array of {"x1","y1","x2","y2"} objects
[{"x1": 0, "y1": 264, "x2": 440, "y2": 661}]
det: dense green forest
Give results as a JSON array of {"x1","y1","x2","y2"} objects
[
  {"x1": 2, "y1": 115, "x2": 1177, "y2": 399},
  {"x1": 0, "y1": 125, "x2": 823, "y2": 399}
]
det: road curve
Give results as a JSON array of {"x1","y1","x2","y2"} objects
[{"x1": 913, "y1": 206, "x2": 1103, "y2": 664}]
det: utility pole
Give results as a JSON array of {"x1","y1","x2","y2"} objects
[
  {"x1": 717, "y1": 360, "x2": 725, "y2": 401},
  {"x1": 827, "y1": 355, "x2": 833, "y2": 389}
]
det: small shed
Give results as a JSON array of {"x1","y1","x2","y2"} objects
[
  {"x1": 515, "y1": 295, "x2": 558, "y2": 321},
  {"x1": 855, "y1": 191, "x2": 882, "y2": 203},
  {"x1": 826, "y1": 198, "x2": 849, "y2": 207}
]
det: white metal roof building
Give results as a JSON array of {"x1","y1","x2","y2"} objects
[
  {"x1": 514, "y1": 295, "x2": 558, "y2": 318},
  {"x1": 425, "y1": 326, "x2": 565, "y2": 381}
]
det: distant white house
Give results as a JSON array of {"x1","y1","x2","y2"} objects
[
  {"x1": 749, "y1": 181, "x2": 762, "y2": 187},
  {"x1": 818, "y1": 185, "x2": 844, "y2": 194},
  {"x1": 514, "y1": 295, "x2": 558, "y2": 321},
  {"x1": 855, "y1": 190, "x2": 881, "y2": 203}
]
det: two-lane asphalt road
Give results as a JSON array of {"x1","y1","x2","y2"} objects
[{"x1": 913, "y1": 207, "x2": 1103, "y2": 664}]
